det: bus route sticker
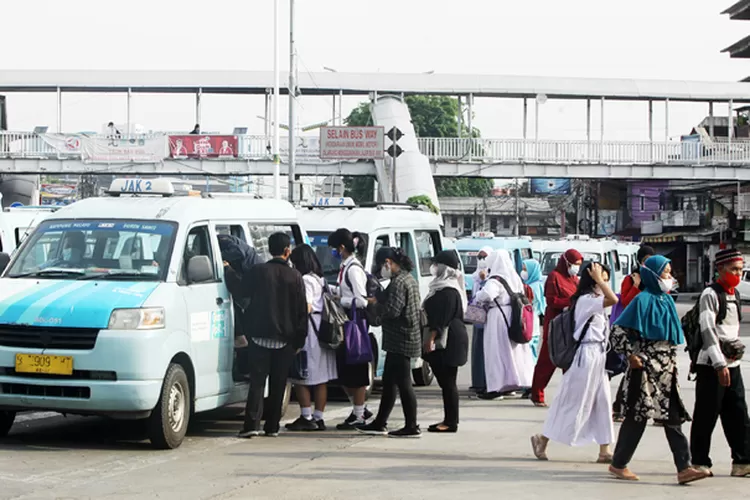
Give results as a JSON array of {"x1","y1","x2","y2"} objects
[{"x1": 210, "y1": 310, "x2": 227, "y2": 339}]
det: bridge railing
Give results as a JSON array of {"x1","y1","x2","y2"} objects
[{"x1": 4, "y1": 131, "x2": 750, "y2": 165}]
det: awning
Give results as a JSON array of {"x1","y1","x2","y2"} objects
[
  {"x1": 641, "y1": 232, "x2": 685, "y2": 244},
  {"x1": 642, "y1": 229, "x2": 725, "y2": 244}
]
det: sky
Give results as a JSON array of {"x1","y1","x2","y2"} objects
[{"x1": 3, "y1": 0, "x2": 750, "y2": 142}]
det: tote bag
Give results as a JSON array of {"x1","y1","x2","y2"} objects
[{"x1": 344, "y1": 308, "x2": 373, "y2": 365}]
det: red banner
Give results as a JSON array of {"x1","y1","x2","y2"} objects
[{"x1": 169, "y1": 135, "x2": 238, "y2": 158}]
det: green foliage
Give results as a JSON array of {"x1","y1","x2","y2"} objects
[
  {"x1": 406, "y1": 195, "x2": 439, "y2": 214},
  {"x1": 342, "y1": 96, "x2": 492, "y2": 202}
]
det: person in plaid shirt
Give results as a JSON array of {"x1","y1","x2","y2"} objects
[{"x1": 357, "y1": 247, "x2": 422, "y2": 438}]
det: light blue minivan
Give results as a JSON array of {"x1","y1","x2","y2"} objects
[{"x1": 455, "y1": 233, "x2": 533, "y2": 299}]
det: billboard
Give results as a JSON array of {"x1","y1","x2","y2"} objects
[
  {"x1": 530, "y1": 178, "x2": 571, "y2": 195},
  {"x1": 319, "y1": 126, "x2": 384, "y2": 160},
  {"x1": 169, "y1": 135, "x2": 238, "y2": 158}
]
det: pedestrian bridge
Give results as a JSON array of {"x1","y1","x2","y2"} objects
[{"x1": 1, "y1": 131, "x2": 749, "y2": 180}]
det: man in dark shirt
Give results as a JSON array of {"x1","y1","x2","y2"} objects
[{"x1": 225, "y1": 233, "x2": 307, "y2": 438}]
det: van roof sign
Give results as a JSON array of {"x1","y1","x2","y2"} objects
[
  {"x1": 471, "y1": 232, "x2": 495, "y2": 239},
  {"x1": 108, "y1": 178, "x2": 180, "y2": 196}
]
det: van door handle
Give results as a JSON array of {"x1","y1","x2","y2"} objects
[{"x1": 216, "y1": 297, "x2": 224, "y2": 306}]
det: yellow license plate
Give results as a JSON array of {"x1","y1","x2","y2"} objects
[{"x1": 15, "y1": 353, "x2": 73, "y2": 375}]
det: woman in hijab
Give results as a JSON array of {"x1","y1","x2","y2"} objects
[
  {"x1": 475, "y1": 250, "x2": 535, "y2": 395},
  {"x1": 608, "y1": 255, "x2": 709, "y2": 485},
  {"x1": 470, "y1": 246, "x2": 494, "y2": 396},
  {"x1": 530, "y1": 249, "x2": 583, "y2": 407},
  {"x1": 423, "y1": 250, "x2": 469, "y2": 433},
  {"x1": 522, "y1": 259, "x2": 546, "y2": 364}
]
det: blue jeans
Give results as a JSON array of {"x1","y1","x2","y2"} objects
[{"x1": 471, "y1": 326, "x2": 486, "y2": 391}]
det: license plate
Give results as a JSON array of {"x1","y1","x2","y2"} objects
[{"x1": 15, "y1": 353, "x2": 73, "y2": 375}]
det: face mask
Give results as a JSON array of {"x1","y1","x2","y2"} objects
[
  {"x1": 723, "y1": 272, "x2": 741, "y2": 289},
  {"x1": 381, "y1": 263, "x2": 392, "y2": 280},
  {"x1": 659, "y1": 278, "x2": 673, "y2": 294},
  {"x1": 520, "y1": 270, "x2": 529, "y2": 281},
  {"x1": 568, "y1": 265, "x2": 580, "y2": 277},
  {"x1": 331, "y1": 249, "x2": 342, "y2": 260},
  {"x1": 477, "y1": 257, "x2": 488, "y2": 269},
  {"x1": 430, "y1": 264, "x2": 439, "y2": 277}
]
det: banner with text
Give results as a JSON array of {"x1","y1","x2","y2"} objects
[
  {"x1": 40, "y1": 134, "x2": 82, "y2": 155},
  {"x1": 80, "y1": 135, "x2": 168, "y2": 163},
  {"x1": 169, "y1": 135, "x2": 238, "y2": 158},
  {"x1": 319, "y1": 126, "x2": 384, "y2": 160}
]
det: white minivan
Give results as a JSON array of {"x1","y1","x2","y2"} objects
[
  {"x1": 298, "y1": 201, "x2": 444, "y2": 388},
  {"x1": 0, "y1": 178, "x2": 306, "y2": 449},
  {"x1": 540, "y1": 235, "x2": 624, "y2": 291}
]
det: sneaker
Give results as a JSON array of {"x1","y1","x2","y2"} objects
[
  {"x1": 336, "y1": 413, "x2": 366, "y2": 430},
  {"x1": 264, "y1": 431, "x2": 280, "y2": 437},
  {"x1": 677, "y1": 467, "x2": 710, "y2": 485},
  {"x1": 477, "y1": 392, "x2": 504, "y2": 401},
  {"x1": 695, "y1": 466, "x2": 714, "y2": 477},
  {"x1": 356, "y1": 421, "x2": 388, "y2": 436},
  {"x1": 237, "y1": 429, "x2": 262, "y2": 439},
  {"x1": 315, "y1": 419, "x2": 326, "y2": 431},
  {"x1": 388, "y1": 426, "x2": 422, "y2": 438},
  {"x1": 731, "y1": 464, "x2": 750, "y2": 477},
  {"x1": 285, "y1": 416, "x2": 320, "y2": 432},
  {"x1": 364, "y1": 408, "x2": 374, "y2": 421}
]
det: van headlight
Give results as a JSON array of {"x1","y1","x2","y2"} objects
[{"x1": 108, "y1": 307, "x2": 165, "y2": 330}]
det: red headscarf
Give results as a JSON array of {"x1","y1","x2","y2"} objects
[{"x1": 555, "y1": 249, "x2": 583, "y2": 276}]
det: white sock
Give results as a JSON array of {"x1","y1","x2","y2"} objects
[
  {"x1": 353, "y1": 405, "x2": 365, "y2": 419},
  {"x1": 313, "y1": 410, "x2": 324, "y2": 421},
  {"x1": 301, "y1": 407, "x2": 312, "y2": 420}
]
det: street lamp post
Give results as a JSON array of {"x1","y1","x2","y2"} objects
[{"x1": 273, "y1": 0, "x2": 281, "y2": 199}]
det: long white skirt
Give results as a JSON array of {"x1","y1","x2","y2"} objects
[
  {"x1": 291, "y1": 316, "x2": 338, "y2": 386},
  {"x1": 483, "y1": 304, "x2": 535, "y2": 393},
  {"x1": 543, "y1": 343, "x2": 614, "y2": 446}
]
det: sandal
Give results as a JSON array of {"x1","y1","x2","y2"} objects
[
  {"x1": 530, "y1": 434, "x2": 548, "y2": 461},
  {"x1": 532, "y1": 401, "x2": 548, "y2": 408},
  {"x1": 597, "y1": 453, "x2": 613, "y2": 464},
  {"x1": 428, "y1": 423, "x2": 457, "y2": 433}
]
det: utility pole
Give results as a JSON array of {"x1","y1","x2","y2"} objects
[
  {"x1": 272, "y1": 0, "x2": 281, "y2": 199},
  {"x1": 287, "y1": 0, "x2": 297, "y2": 203}
]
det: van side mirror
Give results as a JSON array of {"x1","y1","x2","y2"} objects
[
  {"x1": 0, "y1": 252, "x2": 10, "y2": 274},
  {"x1": 187, "y1": 255, "x2": 214, "y2": 284}
]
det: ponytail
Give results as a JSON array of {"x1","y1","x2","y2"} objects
[
  {"x1": 391, "y1": 248, "x2": 414, "y2": 272},
  {"x1": 352, "y1": 231, "x2": 367, "y2": 258}
]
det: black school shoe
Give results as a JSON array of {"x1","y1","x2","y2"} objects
[
  {"x1": 285, "y1": 416, "x2": 320, "y2": 432},
  {"x1": 388, "y1": 426, "x2": 422, "y2": 438},
  {"x1": 315, "y1": 419, "x2": 326, "y2": 431},
  {"x1": 355, "y1": 421, "x2": 388, "y2": 436},
  {"x1": 336, "y1": 409, "x2": 372, "y2": 430}
]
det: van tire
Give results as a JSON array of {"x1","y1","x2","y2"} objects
[
  {"x1": 413, "y1": 362, "x2": 434, "y2": 387},
  {"x1": 263, "y1": 381, "x2": 292, "y2": 420},
  {"x1": 0, "y1": 411, "x2": 15, "y2": 437},
  {"x1": 148, "y1": 363, "x2": 191, "y2": 450}
]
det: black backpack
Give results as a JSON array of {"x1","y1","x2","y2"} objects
[
  {"x1": 490, "y1": 276, "x2": 534, "y2": 344},
  {"x1": 548, "y1": 300, "x2": 595, "y2": 372},
  {"x1": 344, "y1": 260, "x2": 384, "y2": 327},
  {"x1": 310, "y1": 281, "x2": 348, "y2": 350},
  {"x1": 682, "y1": 283, "x2": 742, "y2": 378}
]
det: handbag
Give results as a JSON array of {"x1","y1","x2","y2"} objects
[
  {"x1": 464, "y1": 302, "x2": 488, "y2": 324},
  {"x1": 344, "y1": 307, "x2": 373, "y2": 365},
  {"x1": 420, "y1": 309, "x2": 448, "y2": 353},
  {"x1": 289, "y1": 350, "x2": 309, "y2": 380}
]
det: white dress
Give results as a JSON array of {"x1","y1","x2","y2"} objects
[
  {"x1": 475, "y1": 279, "x2": 535, "y2": 393},
  {"x1": 542, "y1": 293, "x2": 614, "y2": 446},
  {"x1": 292, "y1": 274, "x2": 338, "y2": 386}
]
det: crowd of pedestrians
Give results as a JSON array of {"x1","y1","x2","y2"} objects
[{"x1": 222, "y1": 227, "x2": 750, "y2": 483}]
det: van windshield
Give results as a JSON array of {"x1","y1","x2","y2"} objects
[
  {"x1": 307, "y1": 231, "x2": 369, "y2": 285},
  {"x1": 541, "y1": 252, "x2": 602, "y2": 276},
  {"x1": 459, "y1": 250, "x2": 482, "y2": 274},
  {"x1": 6, "y1": 219, "x2": 177, "y2": 281}
]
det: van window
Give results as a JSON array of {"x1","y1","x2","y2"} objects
[
  {"x1": 216, "y1": 224, "x2": 247, "y2": 241},
  {"x1": 247, "y1": 224, "x2": 301, "y2": 262},
  {"x1": 415, "y1": 230, "x2": 441, "y2": 276},
  {"x1": 520, "y1": 248, "x2": 532, "y2": 261},
  {"x1": 375, "y1": 234, "x2": 390, "y2": 254},
  {"x1": 181, "y1": 225, "x2": 216, "y2": 283},
  {"x1": 397, "y1": 232, "x2": 419, "y2": 280},
  {"x1": 541, "y1": 252, "x2": 602, "y2": 276}
]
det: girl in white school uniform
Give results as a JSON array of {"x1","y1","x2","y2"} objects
[{"x1": 531, "y1": 262, "x2": 618, "y2": 463}]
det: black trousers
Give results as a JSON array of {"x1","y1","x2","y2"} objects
[
  {"x1": 432, "y1": 358, "x2": 459, "y2": 428},
  {"x1": 243, "y1": 342, "x2": 295, "y2": 433},
  {"x1": 612, "y1": 368, "x2": 691, "y2": 472},
  {"x1": 374, "y1": 353, "x2": 418, "y2": 429},
  {"x1": 690, "y1": 365, "x2": 750, "y2": 467},
  {"x1": 612, "y1": 376, "x2": 625, "y2": 415}
]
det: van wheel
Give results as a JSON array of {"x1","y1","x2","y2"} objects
[
  {"x1": 413, "y1": 362, "x2": 434, "y2": 387},
  {"x1": 0, "y1": 411, "x2": 15, "y2": 437},
  {"x1": 364, "y1": 360, "x2": 377, "y2": 401},
  {"x1": 263, "y1": 381, "x2": 292, "y2": 420},
  {"x1": 148, "y1": 363, "x2": 190, "y2": 450}
]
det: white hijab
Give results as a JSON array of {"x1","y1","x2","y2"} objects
[
  {"x1": 476, "y1": 246, "x2": 494, "y2": 270},
  {"x1": 424, "y1": 264, "x2": 468, "y2": 314},
  {"x1": 486, "y1": 249, "x2": 524, "y2": 295}
]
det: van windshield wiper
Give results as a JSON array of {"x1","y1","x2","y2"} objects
[
  {"x1": 8, "y1": 268, "x2": 87, "y2": 278},
  {"x1": 76, "y1": 270, "x2": 159, "y2": 280}
]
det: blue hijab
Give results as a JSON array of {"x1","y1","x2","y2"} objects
[
  {"x1": 614, "y1": 254, "x2": 684, "y2": 345},
  {"x1": 523, "y1": 259, "x2": 546, "y2": 316}
]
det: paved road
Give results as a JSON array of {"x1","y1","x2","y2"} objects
[{"x1": 2, "y1": 320, "x2": 750, "y2": 499}]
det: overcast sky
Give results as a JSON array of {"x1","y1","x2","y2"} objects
[{"x1": 3, "y1": 0, "x2": 750, "y2": 142}]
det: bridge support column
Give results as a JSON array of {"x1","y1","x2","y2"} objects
[
  {"x1": 648, "y1": 100, "x2": 653, "y2": 162},
  {"x1": 457, "y1": 96, "x2": 462, "y2": 137},
  {"x1": 195, "y1": 88, "x2": 203, "y2": 128},
  {"x1": 665, "y1": 97, "x2": 669, "y2": 142},
  {"x1": 56, "y1": 87, "x2": 62, "y2": 133},
  {"x1": 586, "y1": 98, "x2": 591, "y2": 160},
  {"x1": 709, "y1": 101, "x2": 715, "y2": 138},
  {"x1": 600, "y1": 97, "x2": 605, "y2": 161},
  {"x1": 126, "y1": 87, "x2": 132, "y2": 135},
  {"x1": 729, "y1": 99, "x2": 734, "y2": 147}
]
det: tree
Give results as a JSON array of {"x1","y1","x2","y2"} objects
[
  {"x1": 406, "y1": 195, "x2": 439, "y2": 214},
  {"x1": 343, "y1": 97, "x2": 493, "y2": 202}
]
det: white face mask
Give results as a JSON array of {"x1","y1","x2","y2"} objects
[
  {"x1": 477, "y1": 257, "x2": 489, "y2": 269},
  {"x1": 568, "y1": 265, "x2": 580, "y2": 277},
  {"x1": 430, "y1": 264, "x2": 439, "y2": 277},
  {"x1": 381, "y1": 263, "x2": 392, "y2": 280},
  {"x1": 520, "y1": 270, "x2": 529, "y2": 281},
  {"x1": 659, "y1": 278, "x2": 673, "y2": 294}
]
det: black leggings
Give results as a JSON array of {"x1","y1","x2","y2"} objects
[
  {"x1": 431, "y1": 357, "x2": 459, "y2": 428},
  {"x1": 374, "y1": 353, "x2": 418, "y2": 429}
]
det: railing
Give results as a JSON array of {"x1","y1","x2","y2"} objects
[{"x1": 4, "y1": 131, "x2": 750, "y2": 166}]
